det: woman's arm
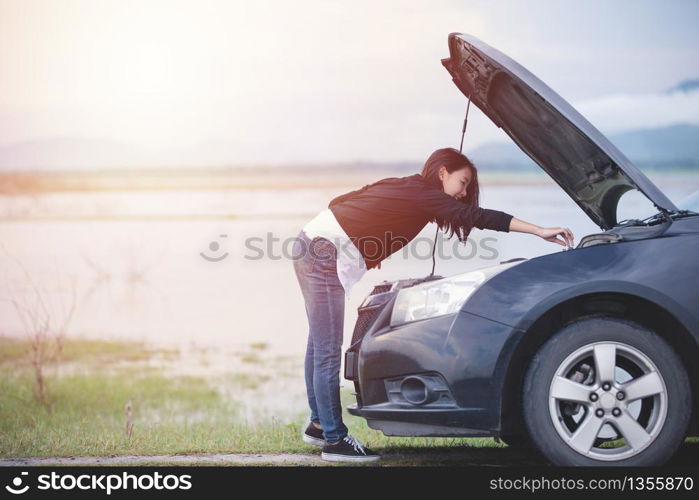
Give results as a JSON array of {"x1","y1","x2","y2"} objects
[
  {"x1": 509, "y1": 217, "x2": 575, "y2": 247},
  {"x1": 414, "y1": 182, "x2": 574, "y2": 246}
]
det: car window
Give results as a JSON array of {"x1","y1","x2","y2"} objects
[
  {"x1": 677, "y1": 190, "x2": 699, "y2": 212},
  {"x1": 616, "y1": 189, "x2": 660, "y2": 222}
]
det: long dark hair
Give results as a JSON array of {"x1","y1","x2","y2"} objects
[{"x1": 420, "y1": 147, "x2": 481, "y2": 241}]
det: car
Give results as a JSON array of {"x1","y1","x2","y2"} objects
[{"x1": 343, "y1": 33, "x2": 699, "y2": 466}]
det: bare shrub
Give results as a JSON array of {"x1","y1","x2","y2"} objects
[{"x1": 1, "y1": 245, "x2": 77, "y2": 410}]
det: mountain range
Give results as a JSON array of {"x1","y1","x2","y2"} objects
[
  {"x1": 469, "y1": 123, "x2": 699, "y2": 171},
  {"x1": 1, "y1": 79, "x2": 698, "y2": 172}
]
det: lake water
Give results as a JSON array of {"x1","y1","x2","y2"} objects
[{"x1": 2, "y1": 171, "x2": 697, "y2": 359}]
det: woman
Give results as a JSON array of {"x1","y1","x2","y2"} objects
[{"x1": 291, "y1": 147, "x2": 574, "y2": 462}]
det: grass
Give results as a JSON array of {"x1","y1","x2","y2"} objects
[
  {"x1": 222, "y1": 372, "x2": 271, "y2": 390},
  {"x1": 1, "y1": 337, "x2": 696, "y2": 465},
  {"x1": 0, "y1": 336, "x2": 177, "y2": 367},
  {"x1": 0, "y1": 363, "x2": 500, "y2": 458},
  {"x1": 0, "y1": 367, "x2": 227, "y2": 456},
  {"x1": 238, "y1": 353, "x2": 263, "y2": 364},
  {"x1": 0, "y1": 337, "x2": 502, "y2": 460}
]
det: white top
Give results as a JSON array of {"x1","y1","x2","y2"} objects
[{"x1": 302, "y1": 208, "x2": 367, "y2": 300}]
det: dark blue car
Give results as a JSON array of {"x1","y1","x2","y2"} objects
[{"x1": 345, "y1": 33, "x2": 699, "y2": 466}]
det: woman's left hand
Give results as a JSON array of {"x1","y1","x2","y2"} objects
[{"x1": 537, "y1": 227, "x2": 575, "y2": 247}]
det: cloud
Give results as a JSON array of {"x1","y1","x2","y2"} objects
[
  {"x1": 1, "y1": 1, "x2": 697, "y2": 166},
  {"x1": 575, "y1": 85, "x2": 699, "y2": 134}
]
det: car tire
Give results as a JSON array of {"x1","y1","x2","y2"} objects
[{"x1": 523, "y1": 316, "x2": 691, "y2": 466}]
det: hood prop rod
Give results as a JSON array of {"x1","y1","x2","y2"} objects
[
  {"x1": 430, "y1": 94, "x2": 472, "y2": 277},
  {"x1": 458, "y1": 93, "x2": 472, "y2": 154}
]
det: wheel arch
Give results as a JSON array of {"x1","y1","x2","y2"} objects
[{"x1": 499, "y1": 291, "x2": 699, "y2": 437}]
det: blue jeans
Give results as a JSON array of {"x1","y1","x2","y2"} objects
[{"x1": 292, "y1": 229, "x2": 349, "y2": 443}]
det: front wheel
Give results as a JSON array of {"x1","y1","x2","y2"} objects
[{"x1": 523, "y1": 317, "x2": 691, "y2": 466}]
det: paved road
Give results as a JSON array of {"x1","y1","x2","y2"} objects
[{"x1": 1, "y1": 442, "x2": 697, "y2": 466}]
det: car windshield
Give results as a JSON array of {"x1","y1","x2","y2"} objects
[
  {"x1": 677, "y1": 190, "x2": 699, "y2": 213},
  {"x1": 615, "y1": 189, "x2": 699, "y2": 228}
]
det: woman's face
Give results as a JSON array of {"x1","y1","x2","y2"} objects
[{"x1": 439, "y1": 165, "x2": 472, "y2": 200}]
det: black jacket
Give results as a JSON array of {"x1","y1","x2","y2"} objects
[{"x1": 329, "y1": 173, "x2": 513, "y2": 270}]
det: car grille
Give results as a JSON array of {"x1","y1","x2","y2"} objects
[
  {"x1": 345, "y1": 275, "x2": 443, "y2": 383},
  {"x1": 370, "y1": 283, "x2": 393, "y2": 295},
  {"x1": 348, "y1": 282, "x2": 394, "y2": 347},
  {"x1": 350, "y1": 306, "x2": 383, "y2": 347}
]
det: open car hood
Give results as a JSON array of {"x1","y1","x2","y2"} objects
[{"x1": 441, "y1": 33, "x2": 677, "y2": 230}]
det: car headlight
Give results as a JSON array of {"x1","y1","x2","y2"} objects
[{"x1": 389, "y1": 262, "x2": 522, "y2": 327}]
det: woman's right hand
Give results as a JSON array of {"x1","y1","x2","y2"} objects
[{"x1": 537, "y1": 227, "x2": 575, "y2": 247}]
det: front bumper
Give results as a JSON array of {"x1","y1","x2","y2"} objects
[
  {"x1": 347, "y1": 402, "x2": 491, "y2": 437},
  {"x1": 347, "y1": 310, "x2": 523, "y2": 436}
]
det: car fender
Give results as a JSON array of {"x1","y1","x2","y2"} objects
[
  {"x1": 462, "y1": 240, "x2": 699, "y2": 337},
  {"x1": 511, "y1": 279, "x2": 696, "y2": 334}
]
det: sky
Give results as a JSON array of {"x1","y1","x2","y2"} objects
[{"x1": 1, "y1": 0, "x2": 698, "y2": 167}]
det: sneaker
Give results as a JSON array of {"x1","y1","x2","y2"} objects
[
  {"x1": 302, "y1": 422, "x2": 325, "y2": 447},
  {"x1": 321, "y1": 435, "x2": 381, "y2": 462}
]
